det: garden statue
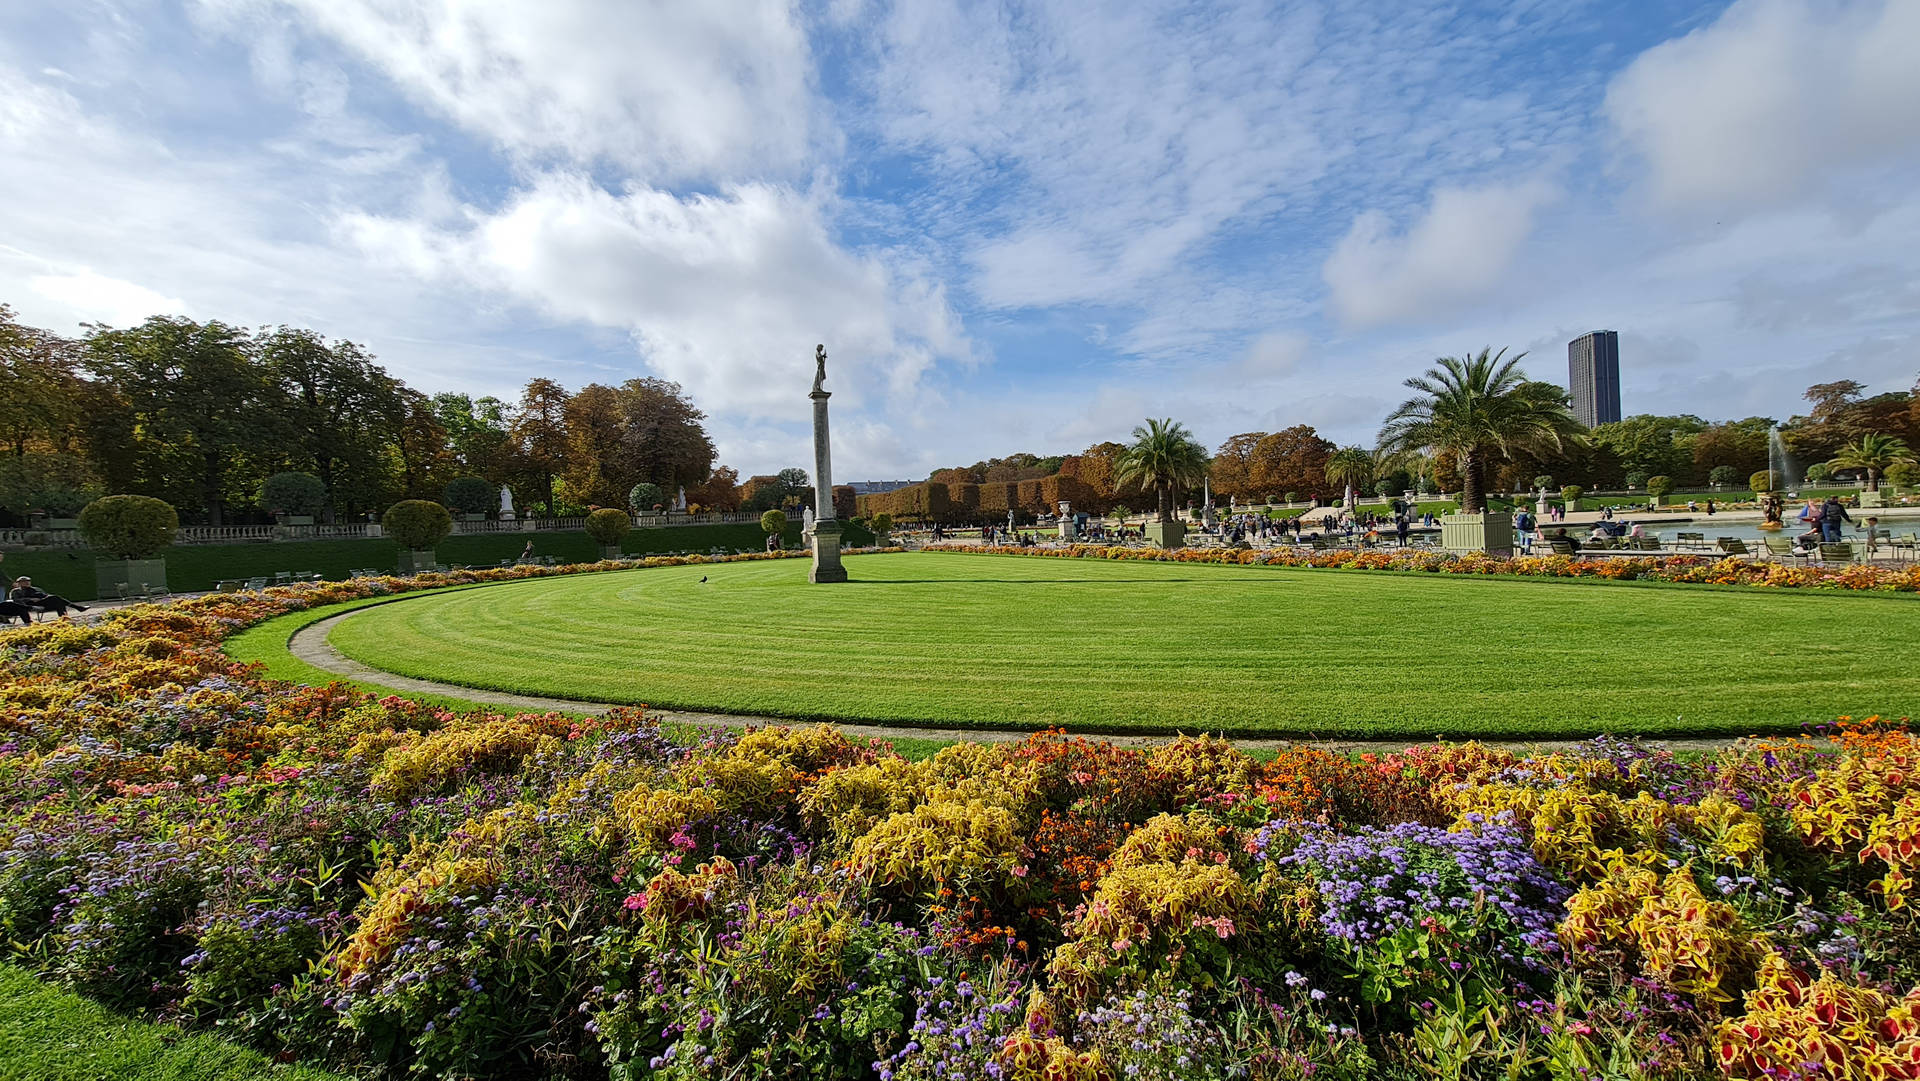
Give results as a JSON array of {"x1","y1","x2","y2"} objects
[
  {"x1": 808, "y1": 344, "x2": 847, "y2": 582},
  {"x1": 802, "y1": 505, "x2": 815, "y2": 538},
  {"x1": 499, "y1": 485, "x2": 515, "y2": 521},
  {"x1": 1535, "y1": 487, "x2": 1551, "y2": 519}
]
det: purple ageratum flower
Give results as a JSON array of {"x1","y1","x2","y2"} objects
[{"x1": 1269, "y1": 818, "x2": 1569, "y2": 969}]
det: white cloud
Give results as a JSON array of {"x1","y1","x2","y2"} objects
[
  {"x1": 1321, "y1": 179, "x2": 1559, "y2": 329},
  {"x1": 29, "y1": 270, "x2": 188, "y2": 326},
  {"x1": 1605, "y1": 0, "x2": 1920, "y2": 211},
  {"x1": 340, "y1": 173, "x2": 971, "y2": 421},
  {"x1": 203, "y1": 0, "x2": 818, "y2": 180}
]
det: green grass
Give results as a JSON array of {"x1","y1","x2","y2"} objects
[
  {"x1": 0, "y1": 965, "x2": 344, "y2": 1081},
  {"x1": 322, "y1": 551, "x2": 1920, "y2": 739}
]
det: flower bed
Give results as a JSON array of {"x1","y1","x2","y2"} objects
[
  {"x1": 0, "y1": 556, "x2": 1916, "y2": 1079},
  {"x1": 924, "y1": 542, "x2": 1920, "y2": 592}
]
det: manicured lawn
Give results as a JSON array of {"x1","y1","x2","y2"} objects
[
  {"x1": 323, "y1": 552, "x2": 1920, "y2": 738},
  {"x1": 0, "y1": 965, "x2": 343, "y2": 1081}
]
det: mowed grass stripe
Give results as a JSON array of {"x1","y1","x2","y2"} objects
[{"x1": 326, "y1": 553, "x2": 1920, "y2": 738}]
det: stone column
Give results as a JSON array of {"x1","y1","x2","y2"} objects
[{"x1": 809, "y1": 384, "x2": 848, "y2": 583}]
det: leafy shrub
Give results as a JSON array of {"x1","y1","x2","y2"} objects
[
  {"x1": 381, "y1": 499, "x2": 452, "y2": 550},
  {"x1": 1559, "y1": 484, "x2": 1583, "y2": 505},
  {"x1": 1282, "y1": 492, "x2": 1297, "y2": 503},
  {"x1": 760, "y1": 508, "x2": 788, "y2": 536},
  {"x1": 35, "y1": 484, "x2": 97, "y2": 516},
  {"x1": 77, "y1": 494, "x2": 178, "y2": 559},
  {"x1": 442, "y1": 475, "x2": 493, "y2": 515},
  {"x1": 1750, "y1": 470, "x2": 1776, "y2": 493},
  {"x1": 1804, "y1": 462, "x2": 1833, "y2": 485},
  {"x1": 870, "y1": 512, "x2": 893, "y2": 535},
  {"x1": 1645, "y1": 475, "x2": 1675, "y2": 502},
  {"x1": 627, "y1": 481, "x2": 664, "y2": 511},
  {"x1": 1532, "y1": 474, "x2": 1555, "y2": 490},
  {"x1": 1625, "y1": 470, "x2": 1649, "y2": 489},
  {"x1": 1708, "y1": 464, "x2": 1739, "y2": 488},
  {"x1": 260, "y1": 471, "x2": 327, "y2": 516},
  {"x1": 1888, "y1": 462, "x2": 1920, "y2": 490},
  {"x1": 585, "y1": 507, "x2": 631, "y2": 546}
]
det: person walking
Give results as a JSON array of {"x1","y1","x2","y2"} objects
[
  {"x1": 1821, "y1": 496, "x2": 1852, "y2": 543},
  {"x1": 1394, "y1": 512, "x2": 1410, "y2": 547}
]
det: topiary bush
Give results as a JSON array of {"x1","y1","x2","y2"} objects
[
  {"x1": 78, "y1": 495, "x2": 179, "y2": 559},
  {"x1": 1750, "y1": 470, "x2": 1776, "y2": 494},
  {"x1": 760, "y1": 509, "x2": 788, "y2": 537},
  {"x1": 871, "y1": 513, "x2": 893, "y2": 537},
  {"x1": 260, "y1": 471, "x2": 327, "y2": 517},
  {"x1": 1559, "y1": 484, "x2": 1583, "y2": 507},
  {"x1": 382, "y1": 500, "x2": 453, "y2": 551},
  {"x1": 585, "y1": 508, "x2": 631, "y2": 546},
  {"x1": 1532, "y1": 475, "x2": 1554, "y2": 490},
  {"x1": 442, "y1": 476, "x2": 494, "y2": 516},
  {"x1": 1708, "y1": 465, "x2": 1739, "y2": 489},
  {"x1": 627, "y1": 482, "x2": 665, "y2": 512},
  {"x1": 1645, "y1": 475, "x2": 1675, "y2": 503}
]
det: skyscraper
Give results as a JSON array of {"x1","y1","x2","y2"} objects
[{"x1": 1567, "y1": 331, "x2": 1621, "y2": 428}]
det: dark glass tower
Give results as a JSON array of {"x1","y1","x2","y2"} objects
[{"x1": 1567, "y1": 331, "x2": 1621, "y2": 428}]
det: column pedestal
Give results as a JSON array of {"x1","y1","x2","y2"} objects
[{"x1": 809, "y1": 519, "x2": 848, "y2": 583}]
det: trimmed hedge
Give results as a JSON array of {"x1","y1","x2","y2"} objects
[
  {"x1": 383, "y1": 500, "x2": 454, "y2": 550},
  {"x1": 585, "y1": 508, "x2": 631, "y2": 545},
  {"x1": 4, "y1": 523, "x2": 805, "y2": 600},
  {"x1": 77, "y1": 496, "x2": 178, "y2": 559}
]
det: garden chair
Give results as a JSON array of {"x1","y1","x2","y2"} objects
[
  {"x1": 1631, "y1": 535, "x2": 1661, "y2": 552},
  {"x1": 112, "y1": 581, "x2": 133, "y2": 600},
  {"x1": 245, "y1": 576, "x2": 269, "y2": 590},
  {"x1": 1715, "y1": 538, "x2": 1751, "y2": 557},
  {"x1": 1891, "y1": 534, "x2": 1919, "y2": 562},
  {"x1": 141, "y1": 581, "x2": 171, "y2": 599},
  {"x1": 1761, "y1": 536, "x2": 1805, "y2": 565},
  {"x1": 1546, "y1": 538, "x2": 1578, "y2": 557},
  {"x1": 1675, "y1": 532, "x2": 1706, "y2": 551},
  {"x1": 1818, "y1": 542, "x2": 1855, "y2": 565}
]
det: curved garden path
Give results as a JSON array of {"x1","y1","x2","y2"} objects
[{"x1": 290, "y1": 606, "x2": 1763, "y2": 755}]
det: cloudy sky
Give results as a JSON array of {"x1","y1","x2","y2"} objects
[{"x1": 2, "y1": 0, "x2": 1916, "y2": 479}]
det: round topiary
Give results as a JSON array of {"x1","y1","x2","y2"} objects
[
  {"x1": 627, "y1": 482, "x2": 665, "y2": 512},
  {"x1": 1750, "y1": 470, "x2": 1776, "y2": 493},
  {"x1": 1646, "y1": 475, "x2": 1675, "y2": 503},
  {"x1": 443, "y1": 476, "x2": 494, "y2": 516},
  {"x1": 78, "y1": 495, "x2": 179, "y2": 559},
  {"x1": 261, "y1": 471, "x2": 327, "y2": 517},
  {"x1": 1559, "y1": 484, "x2": 1583, "y2": 506},
  {"x1": 1708, "y1": 465, "x2": 1739, "y2": 489},
  {"x1": 585, "y1": 507, "x2": 631, "y2": 546},
  {"x1": 760, "y1": 509, "x2": 788, "y2": 536},
  {"x1": 383, "y1": 500, "x2": 453, "y2": 550},
  {"x1": 871, "y1": 513, "x2": 893, "y2": 535}
]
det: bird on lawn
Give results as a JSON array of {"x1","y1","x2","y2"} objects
[{"x1": 699, "y1": 575, "x2": 708, "y2": 583}]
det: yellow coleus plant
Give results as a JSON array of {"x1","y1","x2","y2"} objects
[
  {"x1": 1717, "y1": 952, "x2": 1920, "y2": 1080},
  {"x1": 1560, "y1": 856, "x2": 1764, "y2": 1003}
]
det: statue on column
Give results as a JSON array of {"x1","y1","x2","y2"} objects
[{"x1": 812, "y1": 344, "x2": 827, "y2": 395}]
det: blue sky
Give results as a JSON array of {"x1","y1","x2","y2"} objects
[{"x1": 1, "y1": 0, "x2": 1916, "y2": 478}]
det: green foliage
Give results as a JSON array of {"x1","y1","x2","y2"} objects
[
  {"x1": 1751, "y1": 470, "x2": 1777, "y2": 493},
  {"x1": 1708, "y1": 464, "x2": 1739, "y2": 488},
  {"x1": 1804, "y1": 462, "x2": 1833, "y2": 485},
  {"x1": 78, "y1": 495, "x2": 178, "y2": 559},
  {"x1": 1559, "y1": 484, "x2": 1583, "y2": 505},
  {"x1": 1282, "y1": 492, "x2": 1297, "y2": 503},
  {"x1": 760, "y1": 508, "x2": 788, "y2": 536},
  {"x1": 1532, "y1": 474, "x2": 1555, "y2": 489},
  {"x1": 260, "y1": 471, "x2": 327, "y2": 516},
  {"x1": 441, "y1": 476, "x2": 493, "y2": 515},
  {"x1": 35, "y1": 485, "x2": 95, "y2": 517},
  {"x1": 585, "y1": 507, "x2": 631, "y2": 545},
  {"x1": 1625, "y1": 470, "x2": 1649, "y2": 489},
  {"x1": 627, "y1": 482, "x2": 665, "y2": 511},
  {"x1": 0, "y1": 452, "x2": 99, "y2": 516},
  {"x1": 1645, "y1": 475, "x2": 1675, "y2": 502},
  {"x1": 1827, "y1": 433, "x2": 1915, "y2": 490},
  {"x1": 382, "y1": 500, "x2": 453, "y2": 550},
  {"x1": 870, "y1": 513, "x2": 893, "y2": 535},
  {"x1": 1116, "y1": 418, "x2": 1210, "y2": 523},
  {"x1": 1376, "y1": 348, "x2": 1581, "y2": 513},
  {"x1": 1887, "y1": 462, "x2": 1920, "y2": 490}
]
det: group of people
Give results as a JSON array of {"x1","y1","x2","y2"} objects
[
  {"x1": 1, "y1": 576, "x2": 88, "y2": 625},
  {"x1": 1795, "y1": 496, "x2": 1855, "y2": 550}
]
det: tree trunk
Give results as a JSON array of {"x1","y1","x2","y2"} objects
[
  {"x1": 1157, "y1": 480, "x2": 1173, "y2": 523},
  {"x1": 1869, "y1": 468, "x2": 1879, "y2": 492},
  {"x1": 1460, "y1": 447, "x2": 1484, "y2": 514}
]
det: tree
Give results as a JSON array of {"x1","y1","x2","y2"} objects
[
  {"x1": 1886, "y1": 462, "x2": 1920, "y2": 490},
  {"x1": 1646, "y1": 475, "x2": 1675, "y2": 504},
  {"x1": 1323, "y1": 447, "x2": 1373, "y2": 495},
  {"x1": 628, "y1": 482, "x2": 665, "y2": 511},
  {"x1": 1209, "y1": 433, "x2": 1266, "y2": 501},
  {"x1": 1588, "y1": 415, "x2": 1703, "y2": 486},
  {"x1": 688, "y1": 465, "x2": 741, "y2": 511},
  {"x1": 0, "y1": 452, "x2": 98, "y2": 517},
  {"x1": 1707, "y1": 465, "x2": 1740, "y2": 489},
  {"x1": 0, "y1": 305, "x2": 88, "y2": 461},
  {"x1": 760, "y1": 509, "x2": 788, "y2": 539},
  {"x1": 1377, "y1": 349, "x2": 1582, "y2": 514},
  {"x1": 432, "y1": 393, "x2": 514, "y2": 482},
  {"x1": 387, "y1": 386, "x2": 451, "y2": 502},
  {"x1": 1114, "y1": 418, "x2": 1209, "y2": 524},
  {"x1": 1826, "y1": 433, "x2": 1915, "y2": 491},
  {"x1": 562, "y1": 383, "x2": 624, "y2": 506},
  {"x1": 260, "y1": 472, "x2": 327, "y2": 517},
  {"x1": 1249, "y1": 426, "x2": 1334, "y2": 499},
  {"x1": 443, "y1": 476, "x2": 494, "y2": 515},
  {"x1": 511, "y1": 378, "x2": 571, "y2": 516},
  {"x1": 608, "y1": 378, "x2": 715, "y2": 497},
  {"x1": 258, "y1": 328, "x2": 397, "y2": 520},
  {"x1": 83, "y1": 317, "x2": 273, "y2": 525},
  {"x1": 776, "y1": 467, "x2": 811, "y2": 493}
]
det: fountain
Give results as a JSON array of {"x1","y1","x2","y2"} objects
[{"x1": 1760, "y1": 427, "x2": 1797, "y2": 530}]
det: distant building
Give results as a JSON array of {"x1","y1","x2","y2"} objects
[
  {"x1": 1567, "y1": 331, "x2": 1621, "y2": 428},
  {"x1": 847, "y1": 479, "x2": 919, "y2": 495}
]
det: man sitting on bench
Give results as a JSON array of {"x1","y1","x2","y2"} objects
[{"x1": 10, "y1": 576, "x2": 88, "y2": 620}]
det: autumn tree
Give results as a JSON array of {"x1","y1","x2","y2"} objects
[
  {"x1": 511, "y1": 378, "x2": 571, "y2": 516},
  {"x1": 258, "y1": 327, "x2": 400, "y2": 520},
  {"x1": 1249, "y1": 426, "x2": 1334, "y2": 500},
  {"x1": 1209, "y1": 433, "x2": 1266, "y2": 502}
]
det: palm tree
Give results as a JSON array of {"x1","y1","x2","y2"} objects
[
  {"x1": 1827, "y1": 433, "x2": 1915, "y2": 492},
  {"x1": 1324, "y1": 447, "x2": 1373, "y2": 496},
  {"x1": 1376, "y1": 348, "x2": 1582, "y2": 514},
  {"x1": 1115, "y1": 418, "x2": 1210, "y2": 524}
]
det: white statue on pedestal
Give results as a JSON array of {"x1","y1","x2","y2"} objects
[
  {"x1": 1535, "y1": 488, "x2": 1552, "y2": 518},
  {"x1": 802, "y1": 505, "x2": 816, "y2": 538},
  {"x1": 499, "y1": 486, "x2": 515, "y2": 521}
]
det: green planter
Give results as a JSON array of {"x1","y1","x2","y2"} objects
[
  {"x1": 1143, "y1": 520, "x2": 1187, "y2": 549},
  {"x1": 398, "y1": 549, "x2": 439, "y2": 575},
  {"x1": 95, "y1": 558, "x2": 168, "y2": 601},
  {"x1": 1440, "y1": 513, "x2": 1514, "y2": 557},
  {"x1": 600, "y1": 544, "x2": 622, "y2": 560}
]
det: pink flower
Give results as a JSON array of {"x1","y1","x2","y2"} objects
[
  {"x1": 1011, "y1": 865, "x2": 1028, "y2": 878},
  {"x1": 623, "y1": 893, "x2": 645, "y2": 910}
]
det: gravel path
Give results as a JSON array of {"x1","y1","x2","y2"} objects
[{"x1": 288, "y1": 607, "x2": 1779, "y2": 755}]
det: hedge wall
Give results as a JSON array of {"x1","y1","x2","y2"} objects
[
  {"x1": 854, "y1": 475, "x2": 1102, "y2": 522},
  {"x1": 2, "y1": 522, "x2": 808, "y2": 600}
]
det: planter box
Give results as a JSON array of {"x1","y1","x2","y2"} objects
[
  {"x1": 599, "y1": 544, "x2": 622, "y2": 560},
  {"x1": 397, "y1": 549, "x2": 439, "y2": 576},
  {"x1": 96, "y1": 558, "x2": 168, "y2": 601},
  {"x1": 1440, "y1": 513, "x2": 1514, "y2": 557},
  {"x1": 1859, "y1": 490, "x2": 1883, "y2": 508},
  {"x1": 1143, "y1": 520, "x2": 1187, "y2": 549}
]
